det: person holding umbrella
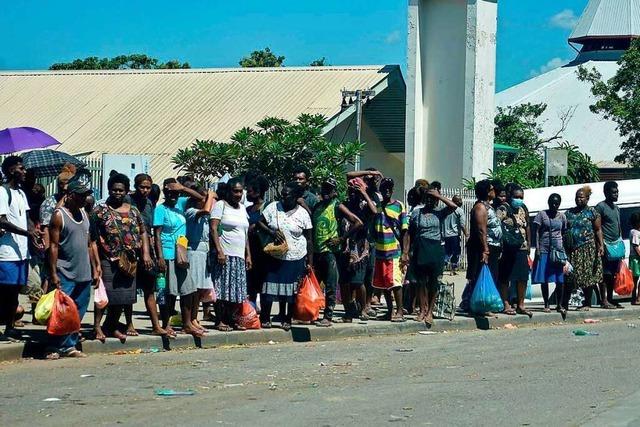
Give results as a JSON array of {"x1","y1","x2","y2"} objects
[{"x1": 0, "y1": 156, "x2": 43, "y2": 340}]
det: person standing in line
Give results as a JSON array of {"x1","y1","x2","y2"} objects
[
  {"x1": 402, "y1": 186, "x2": 458, "y2": 327},
  {"x1": 532, "y1": 194, "x2": 569, "y2": 318},
  {"x1": 0, "y1": 156, "x2": 43, "y2": 340},
  {"x1": 629, "y1": 213, "x2": 640, "y2": 305},
  {"x1": 246, "y1": 176, "x2": 270, "y2": 311},
  {"x1": 496, "y1": 185, "x2": 532, "y2": 317},
  {"x1": 46, "y1": 179, "x2": 101, "y2": 358},
  {"x1": 153, "y1": 178, "x2": 205, "y2": 337},
  {"x1": 92, "y1": 172, "x2": 153, "y2": 341},
  {"x1": 259, "y1": 182, "x2": 313, "y2": 330},
  {"x1": 460, "y1": 180, "x2": 501, "y2": 313},
  {"x1": 565, "y1": 186, "x2": 603, "y2": 311},
  {"x1": 372, "y1": 178, "x2": 408, "y2": 322},
  {"x1": 292, "y1": 165, "x2": 318, "y2": 214},
  {"x1": 347, "y1": 168, "x2": 384, "y2": 315},
  {"x1": 595, "y1": 181, "x2": 624, "y2": 309},
  {"x1": 339, "y1": 179, "x2": 378, "y2": 322},
  {"x1": 312, "y1": 178, "x2": 362, "y2": 327},
  {"x1": 443, "y1": 195, "x2": 467, "y2": 275},
  {"x1": 185, "y1": 186, "x2": 216, "y2": 330},
  {"x1": 130, "y1": 174, "x2": 166, "y2": 336},
  {"x1": 210, "y1": 178, "x2": 252, "y2": 331}
]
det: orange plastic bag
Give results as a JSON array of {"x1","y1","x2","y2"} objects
[
  {"x1": 294, "y1": 270, "x2": 324, "y2": 321},
  {"x1": 233, "y1": 300, "x2": 261, "y2": 330},
  {"x1": 47, "y1": 290, "x2": 81, "y2": 336},
  {"x1": 615, "y1": 261, "x2": 634, "y2": 296}
]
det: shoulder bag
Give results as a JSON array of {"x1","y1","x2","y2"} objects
[
  {"x1": 263, "y1": 204, "x2": 289, "y2": 257},
  {"x1": 501, "y1": 206, "x2": 525, "y2": 251},
  {"x1": 542, "y1": 210, "x2": 567, "y2": 266}
]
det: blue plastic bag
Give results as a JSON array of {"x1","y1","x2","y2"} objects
[{"x1": 470, "y1": 265, "x2": 504, "y2": 313}]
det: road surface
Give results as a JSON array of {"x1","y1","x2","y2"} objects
[{"x1": 1, "y1": 321, "x2": 639, "y2": 426}]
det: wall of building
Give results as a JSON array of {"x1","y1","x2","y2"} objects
[{"x1": 326, "y1": 113, "x2": 405, "y2": 197}]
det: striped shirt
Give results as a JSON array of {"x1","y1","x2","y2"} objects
[{"x1": 373, "y1": 200, "x2": 408, "y2": 259}]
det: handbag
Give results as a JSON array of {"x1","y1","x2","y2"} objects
[
  {"x1": 605, "y1": 238, "x2": 625, "y2": 261},
  {"x1": 263, "y1": 204, "x2": 289, "y2": 257},
  {"x1": 501, "y1": 206, "x2": 525, "y2": 250},
  {"x1": 541, "y1": 210, "x2": 567, "y2": 266},
  {"x1": 118, "y1": 249, "x2": 138, "y2": 278},
  {"x1": 175, "y1": 235, "x2": 190, "y2": 269}
]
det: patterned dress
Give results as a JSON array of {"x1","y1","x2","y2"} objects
[
  {"x1": 565, "y1": 206, "x2": 603, "y2": 289},
  {"x1": 91, "y1": 203, "x2": 145, "y2": 305}
]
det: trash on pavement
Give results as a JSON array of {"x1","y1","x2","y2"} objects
[
  {"x1": 627, "y1": 323, "x2": 637, "y2": 328},
  {"x1": 583, "y1": 319, "x2": 600, "y2": 324},
  {"x1": 223, "y1": 383, "x2": 244, "y2": 388},
  {"x1": 573, "y1": 329, "x2": 599, "y2": 336},
  {"x1": 155, "y1": 389, "x2": 195, "y2": 396},
  {"x1": 80, "y1": 374, "x2": 94, "y2": 378},
  {"x1": 504, "y1": 323, "x2": 518, "y2": 330},
  {"x1": 418, "y1": 331, "x2": 437, "y2": 335},
  {"x1": 396, "y1": 348, "x2": 414, "y2": 352},
  {"x1": 43, "y1": 398, "x2": 61, "y2": 402}
]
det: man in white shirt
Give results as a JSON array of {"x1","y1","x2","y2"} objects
[{"x1": 0, "y1": 156, "x2": 42, "y2": 340}]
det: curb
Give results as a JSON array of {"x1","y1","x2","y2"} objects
[{"x1": 2, "y1": 306, "x2": 638, "y2": 362}]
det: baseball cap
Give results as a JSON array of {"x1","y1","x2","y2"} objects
[{"x1": 66, "y1": 178, "x2": 92, "y2": 195}]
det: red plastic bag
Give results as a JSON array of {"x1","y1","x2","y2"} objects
[
  {"x1": 233, "y1": 300, "x2": 261, "y2": 330},
  {"x1": 615, "y1": 261, "x2": 634, "y2": 296},
  {"x1": 294, "y1": 270, "x2": 324, "y2": 321},
  {"x1": 47, "y1": 290, "x2": 81, "y2": 336}
]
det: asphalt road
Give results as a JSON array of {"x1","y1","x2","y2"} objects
[{"x1": 2, "y1": 321, "x2": 639, "y2": 426}]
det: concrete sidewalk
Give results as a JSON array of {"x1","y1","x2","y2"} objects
[{"x1": 2, "y1": 269, "x2": 638, "y2": 362}]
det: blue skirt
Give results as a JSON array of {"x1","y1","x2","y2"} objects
[{"x1": 532, "y1": 253, "x2": 564, "y2": 284}]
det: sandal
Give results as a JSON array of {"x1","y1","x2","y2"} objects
[
  {"x1": 543, "y1": 307, "x2": 551, "y2": 313},
  {"x1": 391, "y1": 315, "x2": 406, "y2": 323},
  {"x1": 45, "y1": 352, "x2": 60, "y2": 360},
  {"x1": 261, "y1": 322, "x2": 272, "y2": 329},
  {"x1": 63, "y1": 349, "x2": 87, "y2": 358},
  {"x1": 216, "y1": 324, "x2": 232, "y2": 332},
  {"x1": 502, "y1": 308, "x2": 517, "y2": 316},
  {"x1": 359, "y1": 313, "x2": 370, "y2": 321},
  {"x1": 516, "y1": 308, "x2": 533, "y2": 319},
  {"x1": 600, "y1": 303, "x2": 616, "y2": 310},
  {"x1": 281, "y1": 322, "x2": 291, "y2": 332},
  {"x1": 234, "y1": 325, "x2": 247, "y2": 331}
]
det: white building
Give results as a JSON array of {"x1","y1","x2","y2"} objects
[{"x1": 497, "y1": 0, "x2": 640, "y2": 180}]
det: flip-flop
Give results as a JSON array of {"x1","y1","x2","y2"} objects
[
  {"x1": 63, "y1": 349, "x2": 87, "y2": 358},
  {"x1": 516, "y1": 308, "x2": 533, "y2": 318},
  {"x1": 501, "y1": 309, "x2": 517, "y2": 316},
  {"x1": 45, "y1": 352, "x2": 60, "y2": 360}
]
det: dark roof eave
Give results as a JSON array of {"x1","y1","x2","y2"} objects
[{"x1": 569, "y1": 34, "x2": 640, "y2": 44}]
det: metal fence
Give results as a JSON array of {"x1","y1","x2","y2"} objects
[{"x1": 440, "y1": 187, "x2": 475, "y2": 270}]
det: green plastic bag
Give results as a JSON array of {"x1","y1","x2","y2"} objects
[{"x1": 35, "y1": 290, "x2": 56, "y2": 324}]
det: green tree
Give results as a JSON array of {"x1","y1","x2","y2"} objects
[
  {"x1": 309, "y1": 57, "x2": 329, "y2": 66},
  {"x1": 172, "y1": 114, "x2": 364, "y2": 192},
  {"x1": 49, "y1": 54, "x2": 190, "y2": 70},
  {"x1": 577, "y1": 38, "x2": 640, "y2": 167},
  {"x1": 239, "y1": 47, "x2": 285, "y2": 68},
  {"x1": 475, "y1": 102, "x2": 599, "y2": 189}
]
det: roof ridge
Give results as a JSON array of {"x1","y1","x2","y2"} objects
[{"x1": 0, "y1": 65, "x2": 394, "y2": 77}]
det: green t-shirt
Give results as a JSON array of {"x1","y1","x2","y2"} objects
[{"x1": 313, "y1": 199, "x2": 340, "y2": 253}]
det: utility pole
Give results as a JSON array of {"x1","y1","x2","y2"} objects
[
  {"x1": 341, "y1": 88, "x2": 375, "y2": 170},
  {"x1": 544, "y1": 147, "x2": 549, "y2": 187}
]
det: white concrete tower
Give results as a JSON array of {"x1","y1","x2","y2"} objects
[{"x1": 405, "y1": 0, "x2": 498, "y2": 189}]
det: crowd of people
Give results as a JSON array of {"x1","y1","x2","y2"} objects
[{"x1": 0, "y1": 154, "x2": 633, "y2": 358}]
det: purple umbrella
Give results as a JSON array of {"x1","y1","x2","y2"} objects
[{"x1": 0, "y1": 127, "x2": 61, "y2": 154}]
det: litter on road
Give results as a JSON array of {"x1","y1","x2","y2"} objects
[
  {"x1": 573, "y1": 330, "x2": 599, "y2": 336},
  {"x1": 155, "y1": 389, "x2": 195, "y2": 396}
]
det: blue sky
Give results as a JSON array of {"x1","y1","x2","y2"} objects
[{"x1": 0, "y1": 0, "x2": 588, "y2": 91}]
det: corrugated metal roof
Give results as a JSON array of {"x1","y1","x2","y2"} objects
[
  {"x1": 0, "y1": 66, "x2": 398, "y2": 181},
  {"x1": 570, "y1": 0, "x2": 640, "y2": 42},
  {"x1": 496, "y1": 60, "x2": 624, "y2": 168}
]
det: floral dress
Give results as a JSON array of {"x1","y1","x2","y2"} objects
[
  {"x1": 91, "y1": 203, "x2": 145, "y2": 305},
  {"x1": 565, "y1": 206, "x2": 603, "y2": 289}
]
